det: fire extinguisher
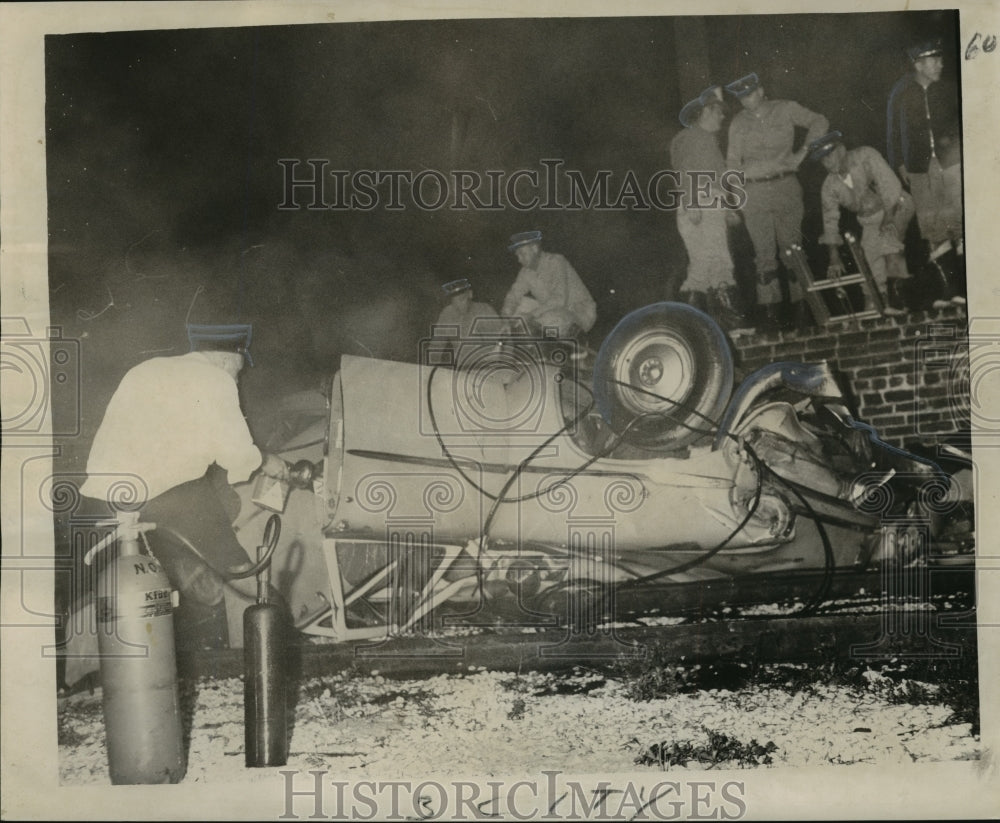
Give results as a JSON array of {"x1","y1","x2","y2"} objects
[
  {"x1": 83, "y1": 510, "x2": 186, "y2": 784},
  {"x1": 244, "y1": 513, "x2": 289, "y2": 767}
]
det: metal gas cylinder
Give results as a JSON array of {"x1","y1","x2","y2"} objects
[
  {"x1": 243, "y1": 514, "x2": 289, "y2": 767},
  {"x1": 87, "y1": 511, "x2": 186, "y2": 784}
]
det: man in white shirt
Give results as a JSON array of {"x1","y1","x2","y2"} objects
[
  {"x1": 501, "y1": 231, "x2": 597, "y2": 341},
  {"x1": 81, "y1": 324, "x2": 288, "y2": 647}
]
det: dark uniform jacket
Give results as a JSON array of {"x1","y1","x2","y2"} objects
[{"x1": 886, "y1": 73, "x2": 961, "y2": 173}]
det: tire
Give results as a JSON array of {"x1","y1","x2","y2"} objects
[{"x1": 593, "y1": 302, "x2": 734, "y2": 450}]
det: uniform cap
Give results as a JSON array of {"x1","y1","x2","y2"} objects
[
  {"x1": 724, "y1": 72, "x2": 760, "y2": 98},
  {"x1": 187, "y1": 323, "x2": 254, "y2": 367},
  {"x1": 907, "y1": 39, "x2": 943, "y2": 61},
  {"x1": 679, "y1": 85, "x2": 724, "y2": 127},
  {"x1": 807, "y1": 130, "x2": 844, "y2": 162},
  {"x1": 508, "y1": 230, "x2": 542, "y2": 251},
  {"x1": 441, "y1": 278, "x2": 472, "y2": 296}
]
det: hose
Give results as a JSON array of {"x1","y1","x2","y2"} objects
[{"x1": 157, "y1": 521, "x2": 281, "y2": 582}]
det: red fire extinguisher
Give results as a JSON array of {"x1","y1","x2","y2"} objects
[{"x1": 84, "y1": 511, "x2": 186, "y2": 784}]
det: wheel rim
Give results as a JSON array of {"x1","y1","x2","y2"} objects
[
  {"x1": 614, "y1": 330, "x2": 696, "y2": 417},
  {"x1": 593, "y1": 302, "x2": 735, "y2": 450}
]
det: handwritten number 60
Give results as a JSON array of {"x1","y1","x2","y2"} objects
[{"x1": 966, "y1": 32, "x2": 997, "y2": 60}]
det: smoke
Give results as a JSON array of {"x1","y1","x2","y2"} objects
[{"x1": 45, "y1": 11, "x2": 959, "y2": 457}]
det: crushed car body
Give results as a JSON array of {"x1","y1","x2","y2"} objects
[{"x1": 224, "y1": 303, "x2": 971, "y2": 645}]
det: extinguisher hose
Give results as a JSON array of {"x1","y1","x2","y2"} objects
[{"x1": 157, "y1": 523, "x2": 281, "y2": 581}]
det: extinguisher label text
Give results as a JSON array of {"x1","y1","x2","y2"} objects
[
  {"x1": 96, "y1": 589, "x2": 173, "y2": 622},
  {"x1": 133, "y1": 561, "x2": 161, "y2": 574}
]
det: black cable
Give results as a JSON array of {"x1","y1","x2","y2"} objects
[
  {"x1": 606, "y1": 377, "x2": 721, "y2": 440},
  {"x1": 156, "y1": 524, "x2": 280, "y2": 582},
  {"x1": 425, "y1": 358, "x2": 843, "y2": 616},
  {"x1": 613, "y1": 441, "x2": 766, "y2": 590},
  {"x1": 426, "y1": 364, "x2": 502, "y2": 502},
  {"x1": 427, "y1": 363, "x2": 611, "y2": 509},
  {"x1": 428, "y1": 362, "x2": 677, "y2": 600},
  {"x1": 474, "y1": 370, "x2": 601, "y2": 594},
  {"x1": 755, "y1": 464, "x2": 838, "y2": 615},
  {"x1": 427, "y1": 364, "x2": 709, "y2": 510},
  {"x1": 533, "y1": 439, "x2": 765, "y2": 604},
  {"x1": 428, "y1": 359, "x2": 762, "y2": 596}
]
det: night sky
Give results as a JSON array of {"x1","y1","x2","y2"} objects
[{"x1": 44, "y1": 11, "x2": 960, "y2": 466}]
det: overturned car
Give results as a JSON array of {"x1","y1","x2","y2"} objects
[{"x1": 215, "y1": 303, "x2": 973, "y2": 646}]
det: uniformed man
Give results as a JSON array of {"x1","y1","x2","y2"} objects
[
  {"x1": 670, "y1": 84, "x2": 750, "y2": 334},
  {"x1": 80, "y1": 324, "x2": 289, "y2": 648},
  {"x1": 809, "y1": 130, "x2": 913, "y2": 316},
  {"x1": 725, "y1": 72, "x2": 829, "y2": 332},
  {"x1": 887, "y1": 39, "x2": 963, "y2": 256},
  {"x1": 431, "y1": 278, "x2": 502, "y2": 368},
  {"x1": 501, "y1": 231, "x2": 597, "y2": 342},
  {"x1": 886, "y1": 38, "x2": 964, "y2": 305}
]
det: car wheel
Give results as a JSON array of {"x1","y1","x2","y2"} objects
[{"x1": 593, "y1": 302, "x2": 734, "y2": 450}]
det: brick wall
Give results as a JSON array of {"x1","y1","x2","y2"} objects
[{"x1": 732, "y1": 305, "x2": 969, "y2": 448}]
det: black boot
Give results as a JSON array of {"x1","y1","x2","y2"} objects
[
  {"x1": 928, "y1": 240, "x2": 966, "y2": 308},
  {"x1": 791, "y1": 300, "x2": 812, "y2": 335},
  {"x1": 883, "y1": 281, "x2": 907, "y2": 315},
  {"x1": 712, "y1": 284, "x2": 753, "y2": 333},
  {"x1": 759, "y1": 303, "x2": 781, "y2": 334}
]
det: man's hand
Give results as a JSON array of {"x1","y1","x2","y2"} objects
[
  {"x1": 825, "y1": 243, "x2": 846, "y2": 278},
  {"x1": 758, "y1": 269, "x2": 777, "y2": 286},
  {"x1": 897, "y1": 165, "x2": 910, "y2": 188},
  {"x1": 724, "y1": 208, "x2": 741, "y2": 227},
  {"x1": 685, "y1": 207, "x2": 703, "y2": 226},
  {"x1": 788, "y1": 148, "x2": 808, "y2": 170},
  {"x1": 259, "y1": 452, "x2": 289, "y2": 481},
  {"x1": 880, "y1": 203, "x2": 900, "y2": 236}
]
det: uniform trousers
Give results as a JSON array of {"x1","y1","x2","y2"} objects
[
  {"x1": 742, "y1": 176, "x2": 805, "y2": 305},
  {"x1": 909, "y1": 156, "x2": 963, "y2": 246}
]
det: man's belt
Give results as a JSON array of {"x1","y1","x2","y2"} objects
[{"x1": 746, "y1": 171, "x2": 795, "y2": 183}]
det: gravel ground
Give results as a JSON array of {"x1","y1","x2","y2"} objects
[{"x1": 58, "y1": 663, "x2": 980, "y2": 786}]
